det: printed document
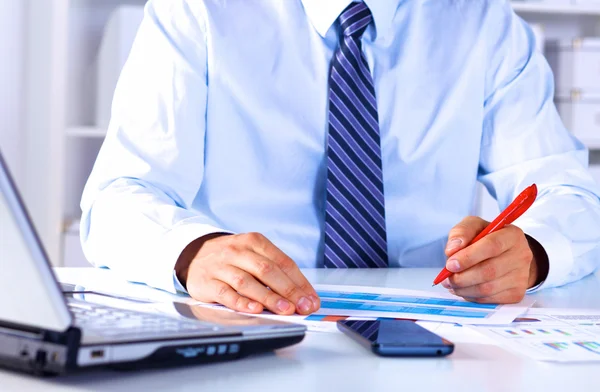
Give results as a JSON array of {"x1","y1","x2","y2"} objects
[
  {"x1": 468, "y1": 308, "x2": 600, "y2": 362},
  {"x1": 308, "y1": 284, "x2": 533, "y2": 325}
]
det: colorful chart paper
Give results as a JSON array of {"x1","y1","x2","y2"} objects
[
  {"x1": 311, "y1": 284, "x2": 534, "y2": 325},
  {"x1": 470, "y1": 308, "x2": 600, "y2": 362}
]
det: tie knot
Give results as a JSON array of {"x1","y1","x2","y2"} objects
[{"x1": 339, "y1": 2, "x2": 373, "y2": 38}]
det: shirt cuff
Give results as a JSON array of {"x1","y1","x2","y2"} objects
[
  {"x1": 514, "y1": 217, "x2": 574, "y2": 293},
  {"x1": 173, "y1": 270, "x2": 188, "y2": 294},
  {"x1": 147, "y1": 217, "x2": 233, "y2": 294}
]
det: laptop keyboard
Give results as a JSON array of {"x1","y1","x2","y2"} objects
[{"x1": 68, "y1": 300, "x2": 220, "y2": 339}]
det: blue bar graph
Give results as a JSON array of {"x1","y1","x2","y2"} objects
[
  {"x1": 319, "y1": 300, "x2": 489, "y2": 319},
  {"x1": 316, "y1": 290, "x2": 498, "y2": 310}
]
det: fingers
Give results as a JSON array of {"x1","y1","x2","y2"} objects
[
  {"x1": 446, "y1": 267, "x2": 530, "y2": 300},
  {"x1": 445, "y1": 225, "x2": 524, "y2": 273},
  {"x1": 214, "y1": 265, "x2": 300, "y2": 315},
  {"x1": 185, "y1": 231, "x2": 320, "y2": 315},
  {"x1": 242, "y1": 233, "x2": 320, "y2": 305},
  {"x1": 445, "y1": 216, "x2": 489, "y2": 256},
  {"x1": 205, "y1": 279, "x2": 264, "y2": 313},
  {"x1": 441, "y1": 223, "x2": 535, "y2": 304},
  {"x1": 225, "y1": 247, "x2": 317, "y2": 315},
  {"x1": 463, "y1": 288, "x2": 527, "y2": 305},
  {"x1": 445, "y1": 248, "x2": 525, "y2": 288}
]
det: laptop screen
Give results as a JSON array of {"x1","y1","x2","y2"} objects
[
  {"x1": 0, "y1": 180, "x2": 38, "y2": 282},
  {"x1": 0, "y1": 152, "x2": 72, "y2": 331}
]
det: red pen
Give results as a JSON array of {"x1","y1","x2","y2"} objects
[{"x1": 432, "y1": 183, "x2": 538, "y2": 286}]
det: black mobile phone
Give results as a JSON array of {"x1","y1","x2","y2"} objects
[{"x1": 337, "y1": 319, "x2": 454, "y2": 357}]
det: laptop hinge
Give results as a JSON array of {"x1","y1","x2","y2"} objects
[{"x1": 41, "y1": 326, "x2": 82, "y2": 371}]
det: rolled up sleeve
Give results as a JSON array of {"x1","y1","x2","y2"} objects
[
  {"x1": 478, "y1": 3, "x2": 600, "y2": 291},
  {"x1": 80, "y1": 0, "x2": 227, "y2": 293}
]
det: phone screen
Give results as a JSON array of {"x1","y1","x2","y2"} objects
[{"x1": 337, "y1": 320, "x2": 454, "y2": 357}]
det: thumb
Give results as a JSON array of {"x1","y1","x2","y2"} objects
[{"x1": 445, "y1": 216, "x2": 490, "y2": 257}]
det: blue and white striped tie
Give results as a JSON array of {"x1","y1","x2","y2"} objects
[{"x1": 324, "y1": 1, "x2": 389, "y2": 268}]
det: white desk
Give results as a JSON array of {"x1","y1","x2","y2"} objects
[{"x1": 1, "y1": 268, "x2": 599, "y2": 391}]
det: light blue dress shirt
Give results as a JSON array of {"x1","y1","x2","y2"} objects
[{"x1": 81, "y1": 0, "x2": 600, "y2": 294}]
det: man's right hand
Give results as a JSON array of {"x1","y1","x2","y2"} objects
[{"x1": 175, "y1": 233, "x2": 320, "y2": 315}]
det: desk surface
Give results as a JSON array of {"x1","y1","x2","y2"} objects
[{"x1": 1, "y1": 268, "x2": 599, "y2": 391}]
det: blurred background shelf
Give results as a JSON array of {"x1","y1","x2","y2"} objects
[
  {"x1": 16, "y1": 0, "x2": 147, "y2": 267},
  {"x1": 583, "y1": 138, "x2": 600, "y2": 149},
  {"x1": 67, "y1": 126, "x2": 107, "y2": 138}
]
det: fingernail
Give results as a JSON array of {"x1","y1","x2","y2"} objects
[
  {"x1": 277, "y1": 299, "x2": 291, "y2": 313},
  {"x1": 309, "y1": 295, "x2": 320, "y2": 308},
  {"x1": 447, "y1": 258, "x2": 461, "y2": 272},
  {"x1": 446, "y1": 238, "x2": 463, "y2": 252},
  {"x1": 297, "y1": 297, "x2": 312, "y2": 313},
  {"x1": 441, "y1": 279, "x2": 451, "y2": 289},
  {"x1": 248, "y1": 301, "x2": 259, "y2": 311}
]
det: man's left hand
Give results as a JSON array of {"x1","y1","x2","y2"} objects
[{"x1": 441, "y1": 216, "x2": 542, "y2": 304}]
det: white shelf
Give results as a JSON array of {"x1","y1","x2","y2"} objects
[
  {"x1": 63, "y1": 217, "x2": 80, "y2": 234},
  {"x1": 582, "y1": 138, "x2": 600, "y2": 149},
  {"x1": 66, "y1": 126, "x2": 107, "y2": 138},
  {"x1": 511, "y1": 1, "x2": 600, "y2": 15}
]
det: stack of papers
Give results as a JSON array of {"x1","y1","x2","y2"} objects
[
  {"x1": 207, "y1": 284, "x2": 533, "y2": 338},
  {"x1": 468, "y1": 308, "x2": 600, "y2": 362},
  {"x1": 207, "y1": 284, "x2": 600, "y2": 363}
]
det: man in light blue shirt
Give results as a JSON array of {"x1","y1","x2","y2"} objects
[{"x1": 81, "y1": 0, "x2": 600, "y2": 315}]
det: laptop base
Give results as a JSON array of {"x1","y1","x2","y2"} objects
[
  {"x1": 0, "y1": 323, "x2": 304, "y2": 376},
  {"x1": 110, "y1": 334, "x2": 305, "y2": 371}
]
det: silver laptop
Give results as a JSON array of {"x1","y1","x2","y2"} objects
[{"x1": 0, "y1": 151, "x2": 305, "y2": 376}]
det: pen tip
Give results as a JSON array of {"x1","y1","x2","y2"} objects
[{"x1": 431, "y1": 284, "x2": 435, "y2": 287}]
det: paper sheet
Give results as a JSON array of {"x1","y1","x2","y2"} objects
[
  {"x1": 310, "y1": 284, "x2": 534, "y2": 325},
  {"x1": 468, "y1": 308, "x2": 600, "y2": 362},
  {"x1": 196, "y1": 284, "x2": 533, "y2": 329},
  {"x1": 252, "y1": 313, "x2": 344, "y2": 333},
  {"x1": 416, "y1": 321, "x2": 499, "y2": 345},
  {"x1": 196, "y1": 309, "x2": 501, "y2": 345}
]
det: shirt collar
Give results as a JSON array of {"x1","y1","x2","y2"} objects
[{"x1": 301, "y1": 0, "x2": 397, "y2": 40}]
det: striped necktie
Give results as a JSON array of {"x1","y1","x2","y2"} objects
[{"x1": 324, "y1": 1, "x2": 389, "y2": 268}]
